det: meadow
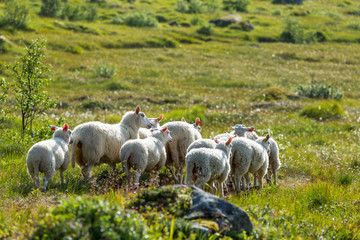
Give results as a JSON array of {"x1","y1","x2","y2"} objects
[{"x1": 0, "y1": 0, "x2": 360, "y2": 238}]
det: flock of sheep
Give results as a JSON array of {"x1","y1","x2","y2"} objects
[{"x1": 26, "y1": 106, "x2": 281, "y2": 197}]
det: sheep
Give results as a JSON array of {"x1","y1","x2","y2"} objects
[
  {"x1": 187, "y1": 138, "x2": 217, "y2": 153},
  {"x1": 163, "y1": 117, "x2": 202, "y2": 184},
  {"x1": 214, "y1": 124, "x2": 254, "y2": 139},
  {"x1": 26, "y1": 124, "x2": 72, "y2": 191},
  {"x1": 230, "y1": 134, "x2": 271, "y2": 191},
  {"x1": 70, "y1": 106, "x2": 154, "y2": 180},
  {"x1": 185, "y1": 137, "x2": 233, "y2": 198},
  {"x1": 138, "y1": 114, "x2": 163, "y2": 139},
  {"x1": 120, "y1": 126, "x2": 173, "y2": 190}
]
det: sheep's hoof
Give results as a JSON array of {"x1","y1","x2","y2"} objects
[{"x1": 266, "y1": 179, "x2": 272, "y2": 185}]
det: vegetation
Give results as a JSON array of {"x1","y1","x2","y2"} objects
[
  {"x1": 0, "y1": 0, "x2": 29, "y2": 30},
  {"x1": 1, "y1": 0, "x2": 360, "y2": 239},
  {"x1": 5, "y1": 39, "x2": 55, "y2": 134}
]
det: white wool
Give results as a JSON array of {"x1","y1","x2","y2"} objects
[
  {"x1": 70, "y1": 106, "x2": 153, "y2": 179},
  {"x1": 187, "y1": 138, "x2": 216, "y2": 153},
  {"x1": 185, "y1": 139, "x2": 232, "y2": 198},
  {"x1": 26, "y1": 126, "x2": 72, "y2": 191},
  {"x1": 120, "y1": 127, "x2": 172, "y2": 188},
  {"x1": 162, "y1": 119, "x2": 202, "y2": 184},
  {"x1": 230, "y1": 136, "x2": 270, "y2": 191},
  {"x1": 138, "y1": 115, "x2": 162, "y2": 139}
]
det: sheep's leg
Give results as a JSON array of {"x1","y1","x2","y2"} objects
[
  {"x1": 60, "y1": 170, "x2": 65, "y2": 185},
  {"x1": 133, "y1": 170, "x2": 142, "y2": 190},
  {"x1": 31, "y1": 166, "x2": 40, "y2": 189},
  {"x1": 265, "y1": 173, "x2": 272, "y2": 185},
  {"x1": 256, "y1": 170, "x2": 266, "y2": 190},
  {"x1": 207, "y1": 180, "x2": 216, "y2": 195},
  {"x1": 273, "y1": 168, "x2": 278, "y2": 186},
  {"x1": 234, "y1": 172, "x2": 242, "y2": 192},
  {"x1": 244, "y1": 173, "x2": 251, "y2": 190},
  {"x1": 82, "y1": 163, "x2": 93, "y2": 181},
  {"x1": 43, "y1": 171, "x2": 55, "y2": 192},
  {"x1": 253, "y1": 173, "x2": 257, "y2": 187},
  {"x1": 218, "y1": 181, "x2": 224, "y2": 198}
]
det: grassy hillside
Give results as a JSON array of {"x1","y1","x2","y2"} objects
[{"x1": 1, "y1": 0, "x2": 360, "y2": 239}]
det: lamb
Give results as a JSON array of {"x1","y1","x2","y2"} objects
[
  {"x1": 185, "y1": 137, "x2": 233, "y2": 198},
  {"x1": 120, "y1": 126, "x2": 173, "y2": 190},
  {"x1": 214, "y1": 124, "x2": 254, "y2": 139},
  {"x1": 187, "y1": 138, "x2": 217, "y2": 153},
  {"x1": 138, "y1": 114, "x2": 163, "y2": 139},
  {"x1": 26, "y1": 124, "x2": 72, "y2": 191},
  {"x1": 163, "y1": 117, "x2": 202, "y2": 184},
  {"x1": 70, "y1": 106, "x2": 154, "y2": 180},
  {"x1": 230, "y1": 134, "x2": 271, "y2": 191}
]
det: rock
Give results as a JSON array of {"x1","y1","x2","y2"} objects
[
  {"x1": 209, "y1": 14, "x2": 242, "y2": 27},
  {"x1": 169, "y1": 21, "x2": 179, "y2": 27},
  {"x1": 239, "y1": 20, "x2": 254, "y2": 31},
  {"x1": 184, "y1": 185, "x2": 253, "y2": 237}
]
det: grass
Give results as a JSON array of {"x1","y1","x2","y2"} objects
[{"x1": 1, "y1": 0, "x2": 360, "y2": 239}]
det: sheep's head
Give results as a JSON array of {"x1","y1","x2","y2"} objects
[
  {"x1": 161, "y1": 126, "x2": 172, "y2": 142},
  {"x1": 148, "y1": 114, "x2": 163, "y2": 129},
  {"x1": 231, "y1": 124, "x2": 255, "y2": 137},
  {"x1": 256, "y1": 134, "x2": 271, "y2": 152},
  {"x1": 50, "y1": 123, "x2": 72, "y2": 141},
  {"x1": 134, "y1": 106, "x2": 153, "y2": 129},
  {"x1": 193, "y1": 117, "x2": 202, "y2": 132}
]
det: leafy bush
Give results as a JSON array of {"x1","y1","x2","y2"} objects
[
  {"x1": 346, "y1": 22, "x2": 360, "y2": 30},
  {"x1": 272, "y1": 9, "x2": 282, "y2": 16},
  {"x1": 223, "y1": 0, "x2": 250, "y2": 12},
  {"x1": 94, "y1": 64, "x2": 116, "y2": 78},
  {"x1": 176, "y1": 0, "x2": 204, "y2": 14},
  {"x1": 123, "y1": 12, "x2": 158, "y2": 27},
  {"x1": 40, "y1": 0, "x2": 61, "y2": 17},
  {"x1": 31, "y1": 197, "x2": 148, "y2": 240},
  {"x1": 197, "y1": 25, "x2": 213, "y2": 35},
  {"x1": 126, "y1": 186, "x2": 193, "y2": 217},
  {"x1": 300, "y1": 102, "x2": 345, "y2": 120},
  {"x1": 190, "y1": 15, "x2": 204, "y2": 26},
  {"x1": 296, "y1": 83, "x2": 343, "y2": 100},
  {"x1": 0, "y1": 0, "x2": 29, "y2": 30},
  {"x1": 110, "y1": 15, "x2": 124, "y2": 25},
  {"x1": 280, "y1": 18, "x2": 305, "y2": 43},
  {"x1": 59, "y1": 3, "x2": 98, "y2": 22}
]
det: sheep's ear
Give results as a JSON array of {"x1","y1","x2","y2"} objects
[
  {"x1": 135, "y1": 106, "x2": 140, "y2": 114},
  {"x1": 226, "y1": 137, "x2": 233, "y2": 145},
  {"x1": 161, "y1": 127, "x2": 168, "y2": 132},
  {"x1": 263, "y1": 134, "x2": 270, "y2": 142},
  {"x1": 195, "y1": 117, "x2": 202, "y2": 126},
  {"x1": 248, "y1": 127, "x2": 255, "y2": 132},
  {"x1": 212, "y1": 138, "x2": 219, "y2": 144},
  {"x1": 231, "y1": 126, "x2": 235, "y2": 130},
  {"x1": 63, "y1": 123, "x2": 69, "y2": 131},
  {"x1": 181, "y1": 117, "x2": 185, "y2": 122},
  {"x1": 150, "y1": 129, "x2": 154, "y2": 133},
  {"x1": 49, "y1": 125, "x2": 57, "y2": 131},
  {"x1": 157, "y1": 114, "x2": 164, "y2": 121}
]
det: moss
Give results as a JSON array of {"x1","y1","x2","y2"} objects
[{"x1": 300, "y1": 101, "x2": 345, "y2": 120}]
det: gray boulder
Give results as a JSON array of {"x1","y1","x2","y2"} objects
[{"x1": 184, "y1": 185, "x2": 253, "y2": 237}]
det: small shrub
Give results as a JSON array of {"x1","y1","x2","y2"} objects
[
  {"x1": 31, "y1": 197, "x2": 148, "y2": 239},
  {"x1": 256, "y1": 86, "x2": 298, "y2": 101},
  {"x1": 111, "y1": 15, "x2": 124, "y2": 25},
  {"x1": 94, "y1": 64, "x2": 116, "y2": 78},
  {"x1": 272, "y1": 9, "x2": 282, "y2": 16},
  {"x1": 40, "y1": 0, "x2": 61, "y2": 17},
  {"x1": 190, "y1": 15, "x2": 203, "y2": 26},
  {"x1": 223, "y1": 0, "x2": 250, "y2": 12},
  {"x1": 338, "y1": 173, "x2": 354, "y2": 186},
  {"x1": 280, "y1": 17, "x2": 305, "y2": 43},
  {"x1": 302, "y1": 184, "x2": 331, "y2": 209},
  {"x1": 104, "y1": 82, "x2": 131, "y2": 91},
  {"x1": 197, "y1": 24, "x2": 213, "y2": 35},
  {"x1": 296, "y1": 83, "x2": 343, "y2": 100},
  {"x1": 306, "y1": 31, "x2": 327, "y2": 42},
  {"x1": 58, "y1": 3, "x2": 98, "y2": 22},
  {"x1": 346, "y1": 22, "x2": 360, "y2": 30},
  {"x1": 205, "y1": 0, "x2": 220, "y2": 13},
  {"x1": 0, "y1": 0, "x2": 29, "y2": 30},
  {"x1": 123, "y1": 12, "x2": 158, "y2": 27},
  {"x1": 65, "y1": 45, "x2": 83, "y2": 54},
  {"x1": 300, "y1": 102, "x2": 345, "y2": 120},
  {"x1": 175, "y1": 0, "x2": 204, "y2": 14}
]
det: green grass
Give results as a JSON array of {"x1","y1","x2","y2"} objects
[{"x1": 1, "y1": 0, "x2": 360, "y2": 239}]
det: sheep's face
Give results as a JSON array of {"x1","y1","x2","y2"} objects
[
  {"x1": 134, "y1": 106, "x2": 153, "y2": 129},
  {"x1": 148, "y1": 114, "x2": 163, "y2": 129},
  {"x1": 161, "y1": 127, "x2": 172, "y2": 143}
]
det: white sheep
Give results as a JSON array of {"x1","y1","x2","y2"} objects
[
  {"x1": 26, "y1": 124, "x2": 72, "y2": 191},
  {"x1": 230, "y1": 134, "x2": 270, "y2": 191},
  {"x1": 138, "y1": 114, "x2": 163, "y2": 139},
  {"x1": 214, "y1": 124, "x2": 254, "y2": 139},
  {"x1": 185, "y1": 137, "x2": 233, "y2": 198},
  {"x1": 187, "y1": 138, "x2": 217, "y2": 153},
  {"x1": 70, "y1": 106, "x2": 154, "y2": 180},
  {"x1": 120, "y1": 126, "x2": 173, "y2": 190},
  {"x1": 163, "y1": 117, "x2": 202, "y2": 184}
]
